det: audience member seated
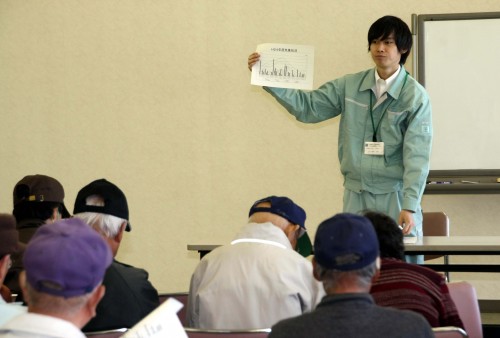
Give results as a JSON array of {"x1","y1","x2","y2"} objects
[
  {"x1": 0, "y1": 214, "x2": 26, "y2": 326},
  {"x1": 73, "y1": 179, "x2": 159, "y2": 331},
  {"x1": 269, "y1": 213, "x2": 434, "y2": 338},
  {"x1": 365, "y1": 210, "x2": 464, "y2": 328},
  {"x1": 187, "y1": 196, "x2": 325, "y2": 330},
  {"x1": 0, "y1": 218, "x2": 112, "y2": 337},
  {"x1": 5, "y1": 175, "x2": 70, "y2": 301}
]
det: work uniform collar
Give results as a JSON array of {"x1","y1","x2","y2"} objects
[
  {"x1": 360, "y1": 66, "x2": 408, "y2": 100},
  {"x1": 374, "y1": 66, "x2": 400, "y2": 99}
]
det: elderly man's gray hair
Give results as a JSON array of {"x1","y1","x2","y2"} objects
[{"x1": 73, "y1": 195, "x2": 126, "y2": 238}]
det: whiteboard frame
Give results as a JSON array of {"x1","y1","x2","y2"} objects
[
  {"x1": 417, "y1": 11, "x2": 500, "y2": 85},
  {"x1": 416, "y1": 12, "x2": 500, "y2": 192}
]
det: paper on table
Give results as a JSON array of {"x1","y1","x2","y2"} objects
[
  {"x1": 403, "y1": 236, "x2": 418, "y2": 244},
  {"x1": 122, "y1": 298, "x2": 187, "y2": 338},
  {"x1": 251, "y1": 43, "x2": 315, "y2": 90}
]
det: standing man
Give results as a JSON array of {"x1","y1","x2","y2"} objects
[
  {"x1": 187, "y1": 196, "x2": 324, "y2": 330},
  {"x1": 248, "y1": 16, "x2": 432, "y2": 262},
  {"x1": 268, "y1": 213, "x2": 434, "y2": 338},
  {"x1": 0, "y1": 218, "x2": 112, "y2": 338},
  {"x1": 72, "y1": 178, "x2": 159, "y2": 331}
]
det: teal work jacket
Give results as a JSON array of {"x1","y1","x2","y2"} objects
[{"x1": 264, "y1": 67, "x2": 432, "y2": 212}]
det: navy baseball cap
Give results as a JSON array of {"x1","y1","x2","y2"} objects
[
  {"x1": 249, "y1": 196, "x2": 312, "y2": 256},
  {"x1": 73, "y1": 179, "x2": 131, "y2": 231},
  {"x1": 314, "y1": 213, "x2": 379, "y2": 271},
  {"x1": 24, "y1": 218, "x2": 112, "y2": 298}
]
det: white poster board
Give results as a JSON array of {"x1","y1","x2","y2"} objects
[{"x1": 417, "y1": 12, "x2": 500, "y2": 171}]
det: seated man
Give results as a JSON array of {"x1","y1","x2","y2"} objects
[
  {"x1": 0, "y1": 214, "x2": 26, "y2": 326},
  {"x1": 365, "y1": 210, "x2": 464, "y2": 328},
  {"x1": 269, "y1": 213, "x2": 434, "y2": 338},
  {"x1": 187, "y1": 196, "x2": 325, "y2": 330},
  {"x1": 72, "y1": 178, "x2": 159, "y2": 331},
  {"x1": 5, "y1": 174, "x2": 70, "y2": 301},
  {"x1": 0, "y1": 218, "x2": 112, "y2": 337}
]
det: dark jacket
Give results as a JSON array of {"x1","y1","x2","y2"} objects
[
  {"x1": 83, "y1": 260, "x2": 160, "y2": 332},
  {"x1": 4, "y1": 218, "x2": 45, "y2": 302},
  {"x1": 269, "y1": 293, "x2": 434, "y2": 338}
]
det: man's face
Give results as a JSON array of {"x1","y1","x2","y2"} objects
[{"x1": 370, "y1": 33, "x2": 404, "y2": 76}]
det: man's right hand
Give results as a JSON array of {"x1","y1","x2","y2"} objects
[{"x1": 248, "y1": 52, "x2": 260, "y2": 71}]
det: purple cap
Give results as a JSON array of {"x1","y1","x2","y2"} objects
[
  {"x1": 23, "y1": 218, "x2": 112, "y2": 298},
  {"x1": 314, "y1": 213, "x2": 379, "y2": 271}
]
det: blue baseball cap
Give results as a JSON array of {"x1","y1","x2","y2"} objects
[
  {"x1": 314, "y1": 213, "x2": 379, "y2": 271},
  {"x1": 249, "y1": 196, "x2": 312, "y2": 256},
  {"x1": 249, "y1": 196, "x2": 306, "y2": 230}
]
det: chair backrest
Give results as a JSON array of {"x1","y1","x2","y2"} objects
[
  {"x1": 433, "y1": 326, "x2": 468, "y2": 338},
  {"x1": 422, "y1": 211, "x2": 450, "y2": 260},
  {"x1": 447, "y1": 281, "x2": 482, "y2": 338},
  {"x1": 159, "y1": 292, "x2": 189, "y2": 326},
  {"x1": 85, "y1": 328, "x2": 128, "y2": 338},
  {"x1": 184, "y1": 328, "x2": 271, "y2": 338}
]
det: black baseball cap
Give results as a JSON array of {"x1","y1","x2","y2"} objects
[{"x1": 73, "y1": 179, "x2": 131, "y2": 231}]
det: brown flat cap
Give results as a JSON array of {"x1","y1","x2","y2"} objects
[
  {"x1": 13, "y1": 175, "x2": 70, "y2": 218},
  {"x1": 0, "y1": 214, "x2": 22, "y2": 257}
]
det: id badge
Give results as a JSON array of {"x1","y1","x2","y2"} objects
[{"x1": 364, "y1": 142, "x2": 384, "y2": 155}]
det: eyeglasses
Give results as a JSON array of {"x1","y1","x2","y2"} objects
[{"x1": 293, "y1": 225, "x2": 306, "y2": 238}]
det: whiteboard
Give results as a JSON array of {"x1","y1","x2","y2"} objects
[{"x1": 417, "y1": 12, "x2": 500, "y2": 171}]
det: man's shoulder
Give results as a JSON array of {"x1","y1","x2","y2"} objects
[
  {"x1": 0, "y1": 303, "x2": 27, "y2": 327},
  {"x1": 376, "y1": 302, "x2": 429, "y2": 322},
  {"x1": 107, "y1": 260, "x2": 150, "y2": 280},
  {"x1": 403, "y1": 74, "x2": 430, "y2": 100},
  {"x1": 205, "y1": 241, "x2": 310, "y2": 264},
  {"x1": 0, "y1": 312, "x2": 85, "y2": 338},
  {"x1": 382, "y1": 258, "x2": 444, "y2": 283},
  {"x1": 370, "y1": 305, "x2": 433, "y2": 336},
  {"x1": 341, "y1": 68, "x2": 373, "y2": 83},
  {"x1": 101, "y1": 260, "x2": 159, "y2": 302}
]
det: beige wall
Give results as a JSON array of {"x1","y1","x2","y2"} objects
[{"x1": 1, "y1": 0, "x2": 500, "y2": 296}]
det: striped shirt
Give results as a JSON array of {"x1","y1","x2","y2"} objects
[{"x1": 370, "y1": 258, "x2": 464, "y2": 328}]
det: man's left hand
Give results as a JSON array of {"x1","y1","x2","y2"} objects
[{"x1": 398, "y1": 210, "x2": 414, "y2": 235}]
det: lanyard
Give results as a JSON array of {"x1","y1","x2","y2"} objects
[{"x1": 369, "y1": 71, "x2": 408, "y2": 142}]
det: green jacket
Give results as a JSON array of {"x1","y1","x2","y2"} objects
[{"x1": 264, "y1": 67, "x2": 432, "y2": 212}]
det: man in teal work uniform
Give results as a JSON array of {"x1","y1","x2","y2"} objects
[{"x1": 248, "y1": 16, "x2": 432, "y2": 263}]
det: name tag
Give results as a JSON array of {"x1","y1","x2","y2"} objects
[{"x1": 364, "y1": 142, "x2": 384, "y2": 155}]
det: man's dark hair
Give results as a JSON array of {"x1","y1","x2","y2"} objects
[
  {"x1": 363, "y1": 210, "x2": 405, "y2": 260},
  {"x1": 13, "y1": 201, "x2": 62, "y2": 223},
  {"x1": 367, "y1": 15, "x2": 413, "y2": 65}
]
